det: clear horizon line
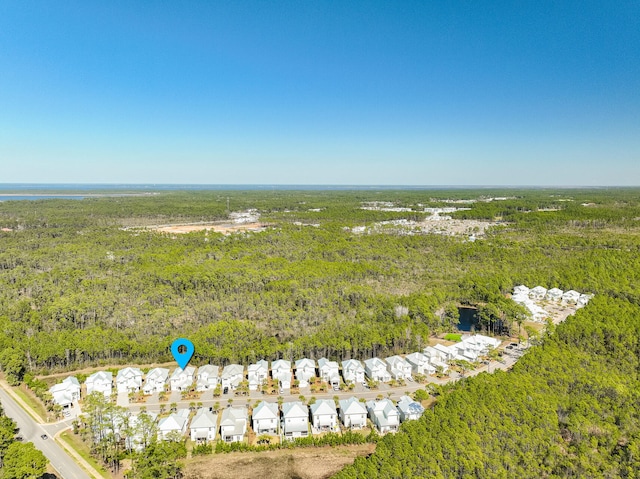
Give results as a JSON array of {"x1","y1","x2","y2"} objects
[{"x1": 0, "y1": 183, "x2": 637, "y2": 189}]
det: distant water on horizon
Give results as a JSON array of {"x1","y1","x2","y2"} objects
[
  {"x1": 0, "y1": 195, "x2": 88, "y2": 201},
  {"x1": 0, "y1": 183, "x2": 532, "y2": 192}
]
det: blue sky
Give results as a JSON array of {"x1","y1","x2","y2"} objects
[{"x1": 0, "y1": 1, "x2": 638, "y2": 185}]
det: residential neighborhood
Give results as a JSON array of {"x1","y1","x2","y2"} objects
[{"x1": 42, "y1": 330, "x2": 542, "y2": 449}]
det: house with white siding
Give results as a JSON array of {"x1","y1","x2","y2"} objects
[
  {"x1": 272, "y1": 359, "x2": 292, "y2": 391},
  {"x1": 367, "y1": 399, "x2": 399, "y2": 434},
  {"x1": 364, "y1": 358, "x2": 391, "y2": 382},
  {"x1": 339, "y1": 397, "x2": 368, "y2": 430},
  {"x1": 86, "y1": 371, "x2": 112, "y2": 398},
  {"x1": 317, "y1": 358, "x2": 340, "y2": 388},
  {"x1": 221, "y1": 364, "x2": 244, "y2": 391},
  {"x1": 220, "y1": 407, "x2": 248, "y2": 443},
  {"x1": 116, "y1": 368, "x2": 143, "y2": 394},
  {"x1": 143, "y1": 368, "x2": 169, "y2": 395},
  {"x1": 341, "y1": 359, "x2": 365, "y2": 384},
  {"x1": 449, "y1": 335, "x2": 502, "y2": 363},
  {"x1": 385, "y1": 356, "x2": 413, "y2": 381},
  {"x1": 562, "y1": 290, "x2": 581, "y2": 304},
  {"x1": 546, "y1": 287, "x2": 564, "y2": 301},
  {"x1": 252, "y1": 401, "x2": 279, "y2": 435},
  {"x1": 195, "y1": 365, "x2": 219, "y2": 392},
  {"x1": 190, "y1": 409, "x2": 218, "y2": 443},
  {"x1": 310, "y1": 399, "x2": 338, "y2": 432},
  {"x1": 397, "y1": 395, "x2": 425, "y2": 422},
  {"x1": 294, "y1": 358, "x2": 316, "y2": 387},
  {"x1": 282, "y1": 401, "x2": 309, "y2": 440},
  {"x1": 247, "y1": 360, "x2": 269, "y2": 391},
  {"x1": 50, "y1": 377, "x2": 81, "y2": 408},
  {"x1": 513, "y1": 284, "x2": 530, "y2": 297},
  {"x1": 529, "y1": 285, "x2": 548, "y2": 300},
  {"x1": 405, "y1": 352, "x2": 435, "y2": 375},
  {"x1": 169, "y1": 366, "x2": 195, "y2": 392},
  {"x1": 158, "y1": 409, "x2": 189, "y2": 440},
  {"x1": 423, "y1": 347, "x2": 450, "y2": 373}
]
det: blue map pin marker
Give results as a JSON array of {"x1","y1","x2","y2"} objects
[{"x1": 171, "y1": 338, "x2": 195, "y2": 369}]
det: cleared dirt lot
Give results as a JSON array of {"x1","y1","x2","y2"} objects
[
  {"x1": 183, "y1": 444, "x2": 375, "y2": 479},
  {"x1": 148, "y1": 222, "x2": 268, "y2": 235}
]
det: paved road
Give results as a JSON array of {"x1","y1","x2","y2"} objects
[
  {"x1": 0, "y1": 388, "x2": 91, "y2": 479},
  {"x1": 123, "y1": 348, "x2": 526, "y2": 414}
]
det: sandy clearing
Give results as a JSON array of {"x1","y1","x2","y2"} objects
[
  {"x1": 149, "y1": 222, "x2": 268, "y2": 235},
  {"x1": 183, "y1": 444, "x2": 375, "y2": 479}
]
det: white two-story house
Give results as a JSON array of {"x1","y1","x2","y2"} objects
[
  {"x1": 294, "y1": 358, "x2": 316, "y2": 387},
  {"x1": 49, "y1": 376, "x2": 81, "y2": 408},
  {"x1": 116, "y1": 368, "x2": 143, "y2": 394},
  {"x1": 272, "y1": 359, "x2": 292, "y2": 391},
  {"x1": 143, "y1": 368, "x2": 169, "y2": 394},
  {"x1": 220, "y1": 407, "x2": 247, "y2": 443},
  {"x1": 367, "y1": 399, "x2": 399, "y2": 434},
  {"x1": 247, "y1": 360, "x2": 269, "y2": 391},
  {"x1": 86, "y1": 371, "x2": 112, "y2": 398},
  {"x1": 190, "y1": 409, "x2": 218, "y2": 443},
  {"x1": 310, "y1": 399, "x2": 338, "y2": 432},
  {"x1": 195, "y1": 365, "x2": 219, "y2": 392},
  {"x1": 339, "y1": 397, "x2": 368, "y2": 430},
  {"x1": 318, "y1": 358, "x2": 340, "y2": 388},
  {"x1": 282, "y1": 401, "x2": 309, "y2": 441},
  {"x1": 221, "y1": 364, "x2": 244, "y2": 391},
  {"x1": 341, "y1": 359, "x2": 365, "y2": 385},
  {"x1": 405, "y1": 352, "x2": 435, "y2": 376},
  {"x1": 252, "y1": 401, "x2": 279, "y2": 435},
  {"x1": 364, "y1": 358, "x2": 391, "y2": 383},
  {"x1": 169, "y1": 366, "x2": 195, "y2": 392},
  {"x1": 385, "y1": 356, "x2": 413, "y2": 381}
]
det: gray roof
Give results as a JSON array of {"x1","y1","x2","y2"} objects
[
  {"x1": 253, "y1": 401, "x2": 279, "y2": 420},
  {"x1": 282, "y1": 401, "x2": 308, "y2": 418},
  {"x1": 220, "y1": 407, "x2": 247, "y2": 437},
  {"x1": 339, "y1": 396, "x2": 367, "y2": 415},
  {"x1": 310, "y1": 399, "x2": 337, "y2": 416},
  {"x1": 190, "y1": 410, "x2": 217, "y2": 429},
  {"x1": 197, "y1": 365, "x2": 219, "y2": 377},
  {"x1": 221, "y1": 364, "x2": 244, "y2": 377},
  {"x1": 397, "y1": 396, "x2": 425, "y2": 416}
]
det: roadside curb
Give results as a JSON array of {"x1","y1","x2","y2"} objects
[
  {"x1": 54, "y1": 428, "x2": 105, "y2": 479},
  {"x1": 0, "y1": 379, "x2": 45, "y2": 424}
]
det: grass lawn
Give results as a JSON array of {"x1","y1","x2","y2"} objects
[
  {"x1": 13, "y1": 385, "x2": 48, "y2": 421},
  {"x1": 59, "y1": 430, "x2": 112, "y2": 479}
]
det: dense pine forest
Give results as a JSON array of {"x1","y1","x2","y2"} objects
[
  {"x1": 334, "y1": 296, "x2": 640, "y2": 478},
  {"x1": 0, "y1": 188, "x2": 639, "y2": 383}
]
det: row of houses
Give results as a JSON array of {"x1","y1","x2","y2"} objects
[
  {"x1": 155, "y1": 395, "x2": 424, "y2": 446},
  {"x1": 49, "y1": 334, "x2": 501, "y2": 409},
  {"x1": 512, "y1": 285, "x2": 593, "y2": 322},
  {"x1": 513, "y1": 285, "x2": 593, "y2": 306}
]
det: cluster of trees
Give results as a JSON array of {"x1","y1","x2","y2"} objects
[
  {"x1": 0, "y1": 405, "x2": 47, "y2": 478},
  {"x1": 335, "y1": 296, "x2": 640, "y2": 478},
  {"x1": 78, "y1": 392, "x2": 184, "y2": 478},
  {"x1": 1, "y1": 189, "x2": 640, "y2": 379}
]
